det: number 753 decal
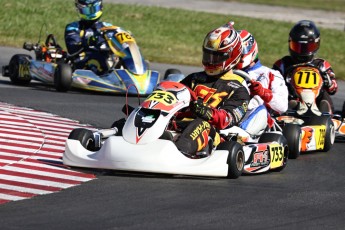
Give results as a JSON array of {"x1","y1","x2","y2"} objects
[{"x1": 269, "y1": 143, "x2": 284, "y2": 169}]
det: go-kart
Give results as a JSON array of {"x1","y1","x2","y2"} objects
[
  {"x1": 2, "y1": 26, "x2": 160, "y2": 95},
  {"x1": 64, "y1": 80, "x2": 289, "y2": 179},
  {"x1": 70, "y1": 26, "x2": 160, "y2": 95},
  {"x1": 2, "y1": 33, "x2": 72, "y2": 92},
  {"x1": 275, "y1": 63, "x2": 336, "y2": 159}
]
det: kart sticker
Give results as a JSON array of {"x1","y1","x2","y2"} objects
[
  {"x1": 250, "y1": 144, "x2": 269, "y2": 168},
  {"x1": 116, "y1": 32, "x2": 134, "y2": 44},
  {"x1": 269, "y1": 143, "x2": 284, "y2": 169},
  {"x1": 18, "y1": 63, "x2": 30, "y2": 79},
  {"x1": 313, "y1": 125, "x2": 326, "y2": 149},
  {"x1": 301, "y1": 125, "x2": 325, "y2": 151},
  {"x1": 145, "y1": 90, "x2": 177, "y2": 106}
]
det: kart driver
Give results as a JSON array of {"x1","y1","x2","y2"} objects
[
  {"x1": 273, "y1": 20, "x2": 338, "y2": 113},
  {"x1": 64, "y1": 0, "x2": 113, "y2": 75},
  {"x1": 175, "y1": 23, "x2": 250, "y2": 157},
  {"x1": 235, "y1": 29, "x2": 289, "y2": 135}
]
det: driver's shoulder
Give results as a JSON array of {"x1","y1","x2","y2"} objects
[{"x1": 65, "y1": 21, "x2": 80, "y2": 31}]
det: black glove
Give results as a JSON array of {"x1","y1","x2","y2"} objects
[
  {"x1": 190, "y1": 100, "x2": 213, "y2": 121},
  {"x1": 87, "y1": 35, "x2": 98, "y2": 47}
]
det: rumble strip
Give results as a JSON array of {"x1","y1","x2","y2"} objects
[{"x1": 0, "y1": 102, "x2": 96, "y2": 205}]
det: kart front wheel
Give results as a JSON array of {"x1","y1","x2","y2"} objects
[
  {"x1": 68, "y1": 128, "x2": 97, "y2": 151},
  {"x1": 54, "y1": 63, "x2": 72, "y2": 92},
  {"x1": 217, "y1": 141, "x2": 244, "y2": 179},
  {"x1": 282, "y1": 123, "x2": 301, "y2": 159},
  {"x1": 8, "y1": 54, "x2": 32, "y2": 85}
]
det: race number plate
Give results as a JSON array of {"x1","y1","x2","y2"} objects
[
  {"x1": 293, "y1": 68, "x2": 321, "y2": 89},
  {"x1": 116, "y1": 32, "x2": 134, "y2": 44},
  {"x1": 301, "y1": 125, "x2": 326, "y2": 151},
  {"x1": 145, "y1": 90, "x2": 177, "y2": 106},
  {"x1": 269, "y1": 143, "x2": 284, "y2": 169}
]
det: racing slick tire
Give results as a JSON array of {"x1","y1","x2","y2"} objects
[
  {"x1": 54, "y1": 63, "x2": 72, "y2": 92},
  {"x1": 305, "y1": 115, "x2": 335, "y2": 152},
  {"x1": 217, "y1": 141, "x2": 244, "y2": 179},
  {"x1": 258, "y1": 133, "x2": 289, "y2": 172},
  {"x1": 68, "y1": 128, "x2": 98, "y2": 151},
  {"x1": 163, "y1": 68, "x2": 182, "y2": 80},
  {"x1": 282, "y1": 123, "x2": 301, "y2": 159},
  {"x1": 8, "y1": 54, "x2": 32, "y2": 85}
]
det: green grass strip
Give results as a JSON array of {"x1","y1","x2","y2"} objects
[{"x1": 1, "y1": 0, "x2": 344, "y2": 79}]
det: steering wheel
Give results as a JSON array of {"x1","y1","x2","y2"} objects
[
  {"x1": 45, "y1": 34, "x2": 58, "y2": 47},
  {"x1": 233, "y1": 69, "x2": 254, "y2": 83}
]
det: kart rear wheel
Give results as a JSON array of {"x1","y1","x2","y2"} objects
[
  {"x1": 282, "y1": 123, "x2": 301, "y2": 159},
  {"x1": 68, "y1": 128, "x2": 97, "y2": 151},
  {"x1": 54, "y1": 63, "x2": 72, "y2": 92},
  {"x1": 305, "y1": 115, "x2": 335, "y2": 152},
  {"x1": 163, "y1": 68, "x2": 182, "y2": 80},
  {"x1": 258, "y1": 133, "x2": 289, "y2": 172},
  {"x1": 217, "y1": 141, "x2": 244, "y2": 179},
  {"x1": 8, "y1": 54, "x2": 32, "y2": 85}
]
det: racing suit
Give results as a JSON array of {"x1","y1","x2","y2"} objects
[
  {"x1": 238, "y1": 60, "x2": 288, "y2": 136},
  {"x1": 273, "y1": 56, "x2": 338, "y2": 113},
  {"x1": 64, "y1": 20, "x2": 113, "y2": 75},
  {"x1": 175, "y1": 70, "x2": 250, "y2": 155},
  {"x1": 246, "y1": 60, "x2": 288, "y2": 115}
]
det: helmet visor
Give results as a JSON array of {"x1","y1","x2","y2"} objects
[
  {"x1": 289, "y1": 40, "x2": 319, "y2": 55},
  {"x1": 77, "y1": 2, "x2": 102, "y2": 15},
  {"x1": 242, "y1": 37, "x2": 255, "y2": 54},
  {"x1": 202, "y1": 49, "x2": 230, "y2": 65}
]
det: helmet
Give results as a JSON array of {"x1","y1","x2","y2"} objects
[
  {"x1": 202, "y1": 26, "x2": 243, "y2": 76},
  {"x1": 236, "y1": 30, "x2": 258, "y2": 69},
  {"x1": 75, "y1": 0, "x2": 103, "y2": 21},
  {"x1": 289, "y1": 20, "x2": 320, "y2": 63}
]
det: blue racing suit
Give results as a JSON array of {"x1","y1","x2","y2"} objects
[{"x1": 64, "y1": 20, "x2": 113, "y2": 75}]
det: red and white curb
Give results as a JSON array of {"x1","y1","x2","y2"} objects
[{"x1": 0, "y1": 102, "x2": 96, "y2": 205}]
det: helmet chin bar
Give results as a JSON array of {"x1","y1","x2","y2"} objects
[
  {"x1": 290, "y1": 51, "x2": 314, "y2": 64},
  {"x1": 204, "y1": 62, "x2": 227, "y2": 76}
]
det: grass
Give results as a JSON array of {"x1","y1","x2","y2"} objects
[
  {"x1": 0, "y1": 0, "x2": 344, "y2": 79},
  {"x1": 217, "y1": 0, "x2": 345, "y2": 12}
]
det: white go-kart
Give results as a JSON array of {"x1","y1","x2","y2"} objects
[{"x1": 64, "y1": 73, "x2": 289, "y2": 178}]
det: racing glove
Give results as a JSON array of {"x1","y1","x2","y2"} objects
[
  {"x1": 250, "y1": 81, "x2": 273, "y2": 103},
  {"x1": 190, "y1": 100, "x2": 213, "y2": 121},
  {"x1": 87, "y1": 35, "x2": 98, "y2": 47}
]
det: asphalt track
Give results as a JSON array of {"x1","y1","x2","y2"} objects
[
  {"x1": 1, "y1": 47, "x2": 345, "y2": 229},
  {"x1": 1, "y1": 2, "x2": 345, "y2": 229}
]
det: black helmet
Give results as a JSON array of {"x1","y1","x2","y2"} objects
[{"x1": 289, "y1": 20, "x2": 320, "y2": 63}]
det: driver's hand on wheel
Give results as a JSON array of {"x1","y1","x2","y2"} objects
[
  {"x1": 249, "y1": 80, "x2": 273, "y2": 103},
  {"x1": 87, "y1": 35, "x2": 98, "y2": 47},
  {"x1": 326, "y1": 79, "x2": 338, "y2": 95},
  {"x1": 190, "y1": 100, "x2": 213, "y2": 121}
]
